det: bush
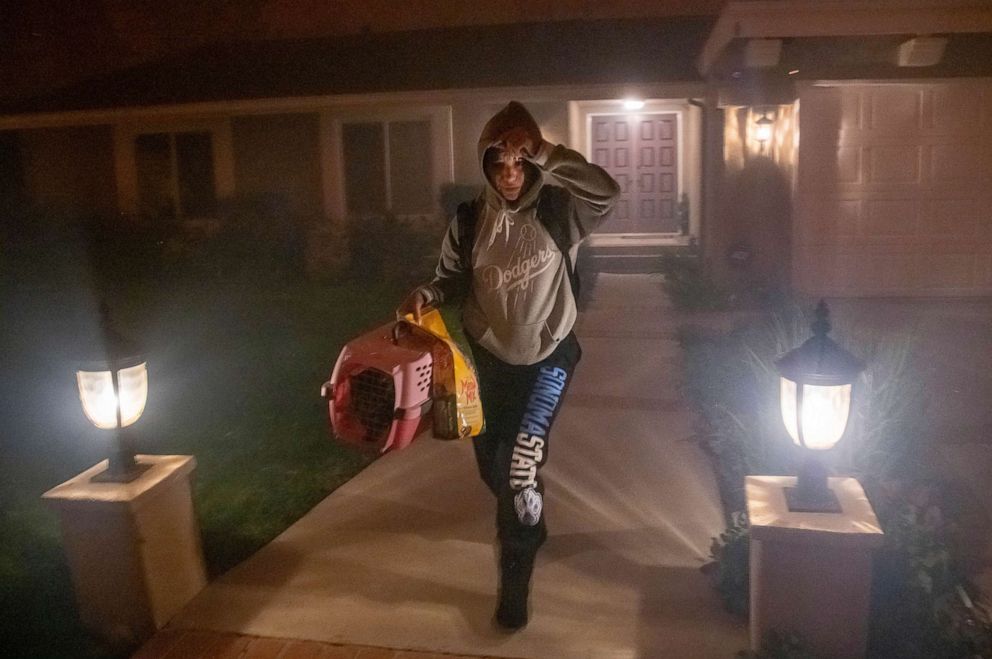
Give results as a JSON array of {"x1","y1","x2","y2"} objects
[
  {"x1": 346, "y1": 212, "x2": 441, "y2": 285},
  {"x1": 869, "y1": 481, "x2": 992, "y2": 658},
  {"x1": 705, "y1": 510, "x2": 750, "y2": 616},
  {"x1": 0, "y1": 198, "x2": 334, "y2": 290},
  {"x1": 193, "y1": 194, "x2": 312, "y2": 281},
  {"x1": 660, "y1": 252, "x2": 736, "y2": 311},
  {"x1": 738, "y1": 630, "x2": 820, "y2": 659}
]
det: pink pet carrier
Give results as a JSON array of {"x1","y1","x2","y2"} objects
[{"x1": 320, "y1": 321, "x2": 435, "y2": 453}]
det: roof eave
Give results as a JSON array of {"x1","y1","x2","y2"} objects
[
  {"x1": 0, "y1": 80, "x2": 711, "y2": 130},
  {"x1": 698, "y1": 0, "x2": 992, "y2": 76}
]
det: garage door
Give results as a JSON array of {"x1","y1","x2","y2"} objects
[{"x1": 795, "y1": 82, "x2": 992, "y2": 296}]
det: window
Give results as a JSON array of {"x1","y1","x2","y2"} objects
[
  {"x1": 135, "y1": 131, "x2": 216, "y2": 219},
  {"x1": 342, "y1": 120, "x2": 433, "y2": 216}
]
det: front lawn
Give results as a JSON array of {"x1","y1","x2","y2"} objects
[{"x1": 0, "y1": 230, "x2": 418, "y2": 658}]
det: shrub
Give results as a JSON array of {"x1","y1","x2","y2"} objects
[
  {"x1": 705, "y1": 510, "x2": 750, "y2": 616},
  {"x1": 1, "y1": 198, "x2": 331, "y2": 288},
  {"x1": 346, "y1": 212, "x2": 441, "y2": 285},
  {"x1": 869, "y1": 481, "x2": 992, "y2": 658},
  {"x1": 197, "y1": 194, "x2": 312, "y2": 281},
  {"x1": 737, "y1": 630, "x2": 820, "y2": 659},
  {"x1": 659, "y1": 251, "x2": 735, "y2": 311}
]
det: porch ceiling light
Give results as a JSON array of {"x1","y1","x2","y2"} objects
[
  {"x1": 77, "y1": 306, "x2": 151, "y2": 483},
  {"x1": 623, "y1": 99, "x2": 645, "y2": 110},
  {"x1": 775, "y1": 300, "x2": 865, "y2": 512}
]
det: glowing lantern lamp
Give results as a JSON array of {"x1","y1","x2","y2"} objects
[
  {"x1": 775, "y1": 301, "x2": 865, "y2": 513},
  {"x1": 754, "y1": 112, "x2": 774, "y2": 151},
  {"x1": 76, "y1": 310, "x2": 150, "y2": 483}
]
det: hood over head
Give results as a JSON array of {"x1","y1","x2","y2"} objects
[{"x1": 478, "y1": 101, "x2": 543, "y2": 210}]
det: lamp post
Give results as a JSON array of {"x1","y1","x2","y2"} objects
[
  {"x1": 76, "y1": 307, "x2": 150, "y2": 483},
  {"x1": 774, "y1": 300, "x2": 865, "y2": 513},
  {"x1": 45, "y1": 305, "x2": 207, "y2": 647},
  {"x1": 747, "y1": 301, "x2": 880, "y2": 658}
]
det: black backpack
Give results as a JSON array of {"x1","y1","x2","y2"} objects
[{"x1": 454, "y1": 185, "x2": 580, "y2": 299}]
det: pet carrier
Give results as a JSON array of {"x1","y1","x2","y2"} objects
[
  {"x1": 321, "y1": 321, "x2": 434, "y2": 453},
  {"x1": 321, "y1": 309, "x2": 484, "y2": 453}
]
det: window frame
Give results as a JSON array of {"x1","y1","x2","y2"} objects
[
  {"x1": 321, "y1": 105, "x2": 453, "y2": 223},
  {"x1": 114, "y1": 118, "x2": 234, "y2": 219},
  {"x1": 134, "y1": 130, "x2": 218, "y2": 219}
]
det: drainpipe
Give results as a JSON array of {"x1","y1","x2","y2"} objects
[
  {"x1": 688, "y1": 96, "x2": 719, "y2": 278},
  {"x1": 688, "y1": 98, "x2": 706, "y2": 248}
]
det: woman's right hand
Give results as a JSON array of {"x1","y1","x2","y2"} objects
[{"x1": 397, "y1": 287, "x2": 429, "y2": 322}]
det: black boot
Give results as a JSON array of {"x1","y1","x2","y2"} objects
[{"x1": 496, "y1": 547, "x2": 535, "y2": 630}]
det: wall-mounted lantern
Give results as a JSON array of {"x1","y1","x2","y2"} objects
[
  {"x1": 775, "y1": 300, "x2": 865, "y2": 512},
  {"x1": 754, "y1": 111, "x2": 774, "y2": 152},
  {"x1": 76, "y1": 307, "x2": 150, "y2": 483}
]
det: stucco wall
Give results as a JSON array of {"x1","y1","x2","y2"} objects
[
  {"x1": 231, "y1": 113, "x2": 322, "y2": 218},
  {"x1": 706, "y1": 103, "x2": 797, "y2": 295},
  {"x1": 20, "y1": 125, "x2": 116, "y2": 217}
]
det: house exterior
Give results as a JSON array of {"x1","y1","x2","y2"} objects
[
  {"x1": 0, "y1": 17, "x2": 710, "y2": 275},
  {"x1": 700, "y1": 1, "x2": 992, "y2": 297},
  {"x1": 1, "y1": 3, "x2": 991, "y2": 297}
]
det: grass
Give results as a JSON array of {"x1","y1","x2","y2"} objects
[{"x1": 0, "y1": 232, "x2": 417, "y2": 658}]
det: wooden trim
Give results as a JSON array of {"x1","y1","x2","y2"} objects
[
  {"x1": 113, "y1": 127, "x2": 138, "y2": 215},
  {"x1": 213, "y1": 119, "x2": 235, "y2": 199},
  {"x1": 318, "y1": 114, "x2": 345, "y2": 225}
]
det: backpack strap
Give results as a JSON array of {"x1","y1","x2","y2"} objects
[
  {"x1": 455, "y1": 197, "x2": 481, "y2": 275},
  {"x1": 536, "y1": 186, "x2": 580, "y2": 300}
]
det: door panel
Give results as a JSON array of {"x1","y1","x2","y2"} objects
[{"x1": 591, "y1": 113, "x2": 679, "y2": 234}]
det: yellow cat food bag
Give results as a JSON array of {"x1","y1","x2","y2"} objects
[{"x1": 396, "y1": 308, "x2": 485, "y2": 439}]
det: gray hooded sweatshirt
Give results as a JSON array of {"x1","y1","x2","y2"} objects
[{"x1": 423, "y1": 102, "x2": 620, "y2": 365}]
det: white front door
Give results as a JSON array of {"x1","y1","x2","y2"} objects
[{"x1": 589, "y1": 113, "x2": 680, "y2": 234}]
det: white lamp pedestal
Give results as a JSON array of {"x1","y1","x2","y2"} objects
[
  {"x1": 746, "y1": 475, "x2": 884, "y2": 659},
  {"x1": 42, "y1": 455, "x2": 207, "y2": 648}
]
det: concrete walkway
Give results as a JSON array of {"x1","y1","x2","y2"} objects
[{"x1": 163, "y1": 273, "x2": 747, "y2": 658}]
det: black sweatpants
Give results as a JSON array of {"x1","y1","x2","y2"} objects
[{"x1": 469, "y1": 332, "x2": 581, "y2": 561}]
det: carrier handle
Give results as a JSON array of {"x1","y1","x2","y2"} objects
[{"x1": 392, "y1": 304, "x2": 438, "y2": 344}]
